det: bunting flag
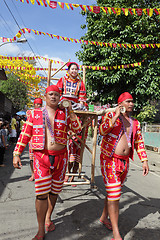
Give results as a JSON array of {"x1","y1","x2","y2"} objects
[
  {"x1": 0, "y1": 59, "x2": 143, "y2": 72},
  {"x1": 0, "y1": 55, "x2": 65, "y2": 65},
  {"x1": 12, "y1": 28, "x2": 160, "y2": 49},
  {"x1": 15, "y1": 0, "x2": 160, "y2": 17}
]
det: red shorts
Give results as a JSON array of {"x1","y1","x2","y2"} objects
[
  {"x1": 100, "y1": 153, "x2": 129, "y2": 201},
  {"x1": 33, "y1": 147, "x2": 68, "y2": 196}
]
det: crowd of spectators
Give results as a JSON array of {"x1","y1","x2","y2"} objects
[{"x1": 0, "y1": 114, "x2": 26, "y2": 167}]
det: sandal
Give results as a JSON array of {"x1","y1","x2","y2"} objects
[
  {"x1": 99, "y1": 219, "x2": 112, "y2": 231},
  {"x1": 45, "y1": 222, "x2": 55, "y2": 232},
  {"x1": 32, "y1": 234, "x2": 44, "y2": 240}
]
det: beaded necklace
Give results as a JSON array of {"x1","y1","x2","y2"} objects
[
  {"x1": 120, "y1": 115, "x2": 133, "y2": 148},
  {"x1": 44, "y1": 107, "x2": 55, "y2": 145}
]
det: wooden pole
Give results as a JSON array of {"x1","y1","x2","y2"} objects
[
  {"x1": 79, "y1": 115, "x2": 87, "y2": 174},
  {"x1": 83, "y1": 65, "x2": 86, "y2": 85},
  {"x1": 47, "y1": 60, "x2": 52, "y2": 87},
  {"x1": 91, "y1": 116, "x2": 98, "y2": 186},
  {"x1": 51, "y1": 59, "x2": 70, "y2": 79}
]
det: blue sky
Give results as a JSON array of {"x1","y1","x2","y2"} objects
[{"x1": 0, "y1": 0, "x2": 96, "y2": 79}]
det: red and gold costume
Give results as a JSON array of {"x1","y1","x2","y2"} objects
[
  {"x1": 57, "y1": 72, "x2": 87, "y2": 164},
  {"x1": 99, "y1": 111, "x2": 148, "y2": 201},
  {"x1": 13, "y1": 107, "x2": 82, "y2": 195},
  {"x1": 56, "y1": 75, "x2": 86, "y2": 103}
]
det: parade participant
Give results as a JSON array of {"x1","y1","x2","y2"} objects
[
  {"x1": 56, "y1": 62, "x2": 86, "y2": 104},
  {"x1": 10, "y1": 114, "x2": 17, "y2": 143},
  {"x1": 99, "y1": 92, "x2": 149, "y2": 240},
  {"x1": 13, "y1": 85, "x2": 82, "y2": 240},
  {"x1": 57, "y1": 62, "x2": 87, "y2": 184},
  {"x1": 28, "y1": 98, "x2": 43, "y2": 181}
]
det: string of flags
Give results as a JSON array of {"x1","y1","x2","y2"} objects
[
  {"x1": 16, "y1": 0, "x2": 160, "y2": 17},
  {"x1": 0, "y1": 59, "x2": 143, "y2": 72},
  {"x1": 3, "y1": 28, "x2": 157, "y2": 49},
  {"x1": 1, "y1": 28, "x2": 159, "y2": 49}
]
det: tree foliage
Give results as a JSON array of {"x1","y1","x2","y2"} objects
[
  {"x1": 136, "y1": 104, "x2": 158, "y2": 123},
  {"x1": 76, "y1": 0, "x2": 160, "y2": 111},
  {"x1": 0, "y1": 58, "x2": 41, "y2": 109}
]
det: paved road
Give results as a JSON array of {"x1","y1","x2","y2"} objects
[{"x1": 0, "y1": 142, "x2": 160, "y2": 240}]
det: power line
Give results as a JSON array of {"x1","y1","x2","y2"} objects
[{"x1": 3, "y1": 0, "x2": 48, "y2": 77}]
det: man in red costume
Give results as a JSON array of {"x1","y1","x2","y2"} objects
[
  {"x1": 28, "y1": 98, "x2": 43, "y2": 181},
  {"x1": 99, "y1": 92, "x2": 149, "y2": 240},
  {"x1": 13, "y1": 85, "x2": 82, "y2": 240}
]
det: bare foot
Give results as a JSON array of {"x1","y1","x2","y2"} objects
[{"x1": 28, "y1": 175, "x2": 34, "y2": 181}]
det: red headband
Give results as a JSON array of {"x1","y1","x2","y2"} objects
[
  {"x1": 66, "y1": 62, "x2": 79, "y2": 70},
  {"x1": 34, "y1": 98, "x2": 43, "y2": 104},
  {"x1": 118, "y1": 92, "x2": 133, "y2": 103},
  {"x1": 45, "y1": 85, "x2": 60, "y2": 94}
]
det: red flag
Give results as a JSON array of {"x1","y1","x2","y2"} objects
[
  {"x1": 80, "y1": 5, "x2": 85, "y2": 11},
  {"x1": 26, "y1": 28, "x2": 31, "y2": 33},
  {"x1": 43, "y1": 0, "x2": 47, "y2": 7},
  {"x1": 69, "y1": 3, "x2": 73, "y2": 10},
  {"x1": 36, "y1": 0, "x2": 40, "y2": 5},
  {"x1": 93, "y1": 6, "x2": 100, "y2": 14},
  {"x1": 136, "y1": 8, "x2": 142, "y2": 16},
  {"x1": 26, "y1": 0, "x2": 29, "y2": 3},
  {"x1": 128, "y1": 8, "x2": 133, "y2": 15},
  {"x1": 154, "y1": 9, "x2": 159, "y2": 15},
  {"x1": 111, "y1": 8, "x2": 116, "y2": 14},
  {"x1": 2, "y1": 38, "x2": 7, "y2": 42},
  {"x1": 87, "y1": 6, "x2": 92, "y2": 12},
  {"x1": 50, "y1": 1, "x2": 57, "y2": 9}
]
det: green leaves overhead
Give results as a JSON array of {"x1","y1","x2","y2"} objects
[{"x1": 76, "y1": 0, "x2": 160, "y2": 110}]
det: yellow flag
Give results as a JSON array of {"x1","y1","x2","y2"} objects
[
  {"x1": 108, "y1": 7, "x2": 112, "y2": 14},
  {"x1": 65, "y1": 3, "x2": 70, "y2": 9},
  {"x1": 72, "y1": 4, "x2": 79, "y2": 8},
  {"x1": 124, "y1": 8, "x2": 128, "y2": 16},
  {"x1": 16, "y1": 32, "x2": 22, "y2": 38},
  {"x1": 90, "y1": 6, "x2": 93, "y2": 12},
  {"x1": 115, "y1": 8, "x2": 121, "y2": 15},
  {"x1": 39, "y1": 0, "x2": 43, "y2": 6},
  {"x1": 132, "y1": 8, "x2": 136, "y2": 15},
  {"x1": 30, "y1": 0, "x2": 35, "y2": 4},
  {"x1": 46, "y1": 0, "x2": 50, "y2": 5}
]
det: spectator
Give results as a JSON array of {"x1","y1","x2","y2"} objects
[{"x1": 0, "y1": 122, "x2": 8, "y2": 167}]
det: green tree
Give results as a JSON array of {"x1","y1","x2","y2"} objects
[
  {"x1": 0, "y1": 74, "x2": 28, "y2": 110},
  {"x1": 76, "y1": 0, "x2": 160, "y2": 111}
]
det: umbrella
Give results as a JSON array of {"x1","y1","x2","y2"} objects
[{"x1": 16, "y1": 110, "x2": 26, "y2": 116}]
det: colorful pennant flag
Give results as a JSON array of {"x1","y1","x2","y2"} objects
[
  {"x1": 12, "y1": 28, "x2": 160, "y2": 50},
  {"x1": 15, "y1": 0, "x2": 160, "y2": 17}
]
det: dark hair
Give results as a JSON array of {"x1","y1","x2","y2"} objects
[
  {"x1": 68, "y1": 63, "x2": 79, "y2": 70},
  {"x1": 0, "y1": 122, "x2": 7, "y2": 129}
]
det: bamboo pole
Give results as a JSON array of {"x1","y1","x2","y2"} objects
[
  {"x1": 47, "y1": 60, "x2": 52, "y2": 87},
  {"x1": 83, "y1": 65, "x2": 86, "y2": 85},
  {"x1": 69, "y1": 131, "x2": 92, "y2": 154},
  {"x1": 51, "y1": 59, "x2": 70, "y2": 79},
  {"x1": 91, "y1": 116, "x2": 98, "y2": 186},
  {"x1": 79, "y1": 115, "x2": 87, "y2": 174}
]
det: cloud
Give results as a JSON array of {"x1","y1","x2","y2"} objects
[
  {"x1": 19, "y1": 51, "x2": 67, "y2": 80},
  {"x1": 0, "y1": 43, "x2": 21, "y2": 55}
]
